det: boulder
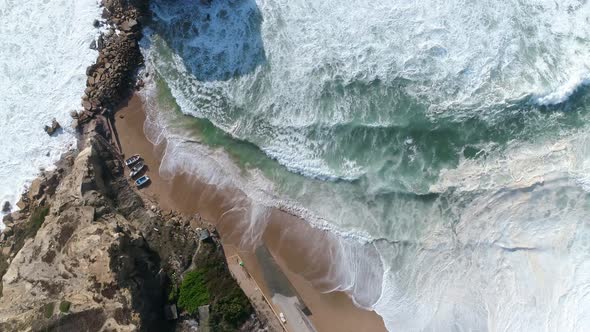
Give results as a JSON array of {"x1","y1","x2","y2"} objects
[
  {"x1": 83, "y1": 100, "x2": 92, "y2": 110},
  {"x1": 2, "y1": 201, "x2": 11, "y2": 213},
  {"x1": 164, "y1": 304, "x2": 178, "y2": 320},
  {"x1": 120, "y1": 19, "x2": 138, "y2": 32},
  {"x1": 1, "y1": 246, "x2": 11, "y2": 257},
  {"x1": 2, "y1": 227, "x2": 13, "y2": 237},
  {"x1": 28, "y1": 178, "x2": 45, "y2": 201},
  {"x1": 15, "y1": 198, "x2": 27, "y2": 210},
  {"x1": 44, "y1": 118, "x2": 61, "y2": 136},
  {"x1": 9, "y1": 211, "x2": 23, "y2": 221},
  {"x1": 2, "y1": 214, "x2": 13, "y2": 225}
]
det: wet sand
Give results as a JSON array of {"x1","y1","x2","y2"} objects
[{"x1": 114, "y1": 95, "x2": 387, "y2": 332}]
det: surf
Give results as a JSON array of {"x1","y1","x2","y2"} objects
[
  {"x1": 143, "y1": 0, "x2": 590, "y2": 330},
  {"x1": 0, "y1": 0, "x2": 101, "y2": 223}
]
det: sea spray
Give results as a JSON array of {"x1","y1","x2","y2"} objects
[{"x1": 0, "y1": 0, "x2": 101, "y2": 225}]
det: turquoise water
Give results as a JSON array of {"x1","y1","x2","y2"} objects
[{"x1": 144, "y1": 0, "x2": 590, "y2": 330}]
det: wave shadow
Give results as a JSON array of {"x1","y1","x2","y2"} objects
[{"x1": 150, "y1": 0, "x2": 266, "y2": 82}]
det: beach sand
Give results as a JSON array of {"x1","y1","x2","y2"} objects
[{"x1": 114, "y1": 95, "x2": 387, "y2": 332}]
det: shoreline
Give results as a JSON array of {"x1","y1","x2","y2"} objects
[
  {"x1": 114, "y1": 95, "x2": 387, "y2": 332},
  {"x1": 1, "y1": 1, "x2": 273, "y2": 330},
  {"x1": 2, "y1": 0, "x2": 387, "y2": 330}
]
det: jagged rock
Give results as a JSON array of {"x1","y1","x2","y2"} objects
[
  {"x1": 15, "y1": 198, "x2": 26, "y2": 210},
  {"x1": 93, "y1": 19, "x2": 101, "y2": 28},
  {"x1": 28, "y1": 178, "x2": 44, "y2": 201},
  {"x1": 120, "y1": 19, "x2": 137, "y2": 32},
  {"x1": 164, "y1": 304, "x2": 178, "y2": 320},
  {"x1": 43, "y1": 118, "x2": 61, "y2": 136},
  {"x1": 89, "y1": 39, "x2": 97, "y2": 50},
  {"x1": 9, "y1": 211, "x2": 23, "y2": 221},
  {"x1": 86, "y1": 63, "x2": 97, "y2": 76},
  {"x1": 96, "y1": 35, "x2": 105, "y2": 50},
  {"x1": 70, "y1": 110, "x2": 79, "y2": 119},
  {"x1": 2, "y1": 227, "x2": 12, "y2": 237},
  {"x1": 1, "y1": 201, "x2": 10, "y2": 214}
]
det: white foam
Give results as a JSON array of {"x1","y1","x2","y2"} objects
[
  {"x1": 0, "y1": 0, "x2": 101, "y2": 224},
  {"x1": 149, "y1": 0, "x2": 590, "y2": 183},
  {"x1": 431, "y1": 128, "x2": 590, "y2": 195},
  {"x1": 137, "y1": 70, "x2": 378, "y2": 245},
  {"x1": 145, "y1": 0, "x2": 590, "y2": 330},
  {"x1": 533, "y1": 72, "x2": 590, "y2": 106},
  {"x1": 373, "y1": 177, "x2": 590, "y2": 332},
  {"x1": 143, "y1": 51, "x2": 590, "y2": 331}
]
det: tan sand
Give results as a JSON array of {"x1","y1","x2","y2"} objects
[{"x1": 114, "y1": 95, "x2": 387, "y2": 332}]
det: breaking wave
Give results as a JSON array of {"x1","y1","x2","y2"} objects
[{"x1": 144, "y1": 0, "x2": 590, "y2": 330}]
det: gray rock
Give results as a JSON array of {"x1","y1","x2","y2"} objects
[
  {"x1": 2, "y1": 201, "x2": 11, "y2": 213},
  {"x1": 3, "y1": 227, "x2": 13, "y2": 237}
]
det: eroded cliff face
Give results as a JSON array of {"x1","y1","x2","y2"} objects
[{"x1": 0, "y1": 135, "x2": 209, "y2": 331}]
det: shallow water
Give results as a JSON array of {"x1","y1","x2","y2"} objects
[
  {"x1": 145, "y1": 0, "x2": 590, "y2": 330},
  {"x1": 0, "y1": 0, "x2": 100, "y2": 222}
]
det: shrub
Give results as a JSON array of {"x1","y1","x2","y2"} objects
[
  {"x1": 212, "y1": 287, "x2": 252, "y2": 329},
  {"x1": 42, "y1": 302, "x2": 55, "y2": 318},
  {"x1": 29, "y1": 206, "x2": 50, "y2": 234},
  {"x1": 177, "y1": 269, "x2": 210, "y2": 314},
  {"x1": 59, "y1": 300, "x2": 71, "y2": 313}
]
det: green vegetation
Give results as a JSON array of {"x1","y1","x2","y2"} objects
[
  {"x1": 171, "y1": 242, "x2": 253, "y2": 330},
  {"x1": 59, "y1": 300, "x2": 71, "y2": 313},
  {"x1": 177, "y1": 269, "x2": 210, "y2": 314},
  {"x1": 42, "y1": 302, "x2": 55, "y2": 318},
  {"x1": 167, "y1": 284, "x2": 179, "y2": 303},
  {"x1": 211, "y1": 287, "x2": 252, "y2": 330},
  {"x1": 30, "y1": 206, "x2": 50, "y2": 232}
]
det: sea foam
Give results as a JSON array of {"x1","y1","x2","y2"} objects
[
  {"x1": 145, "y1": 0, "x2": 590, "y2": 330},
  {"x1": 0, "y1": 0, "x2": 101, "y2": 225}
]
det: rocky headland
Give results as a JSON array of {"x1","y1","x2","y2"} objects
[{"x1": 0, "y1": 0, "x2": 274, "y2": 331}]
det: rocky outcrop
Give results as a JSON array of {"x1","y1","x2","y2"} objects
[
  {"x1": 75, "y1": 0, "x2": 149, "y2": 128},
  {"x1": 44, "y1": 118, "x2": 62, "y2": 136},
  {"x1": 1, "y1": 202, "x2": 10, "y2": 214},
  {"x1": 0, "y1": 135, "x2": 253, "y2": 331}
]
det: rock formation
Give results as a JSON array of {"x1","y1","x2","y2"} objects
[
  {"x1": 0, "y1": 134, "x2": 262, "y2": 331},
  {"x1": 44, "y1": 118, "x2": 62, "y2": 136},
  {"x1": 75, "y1": 0, "x2": 149, "y2": 128}
]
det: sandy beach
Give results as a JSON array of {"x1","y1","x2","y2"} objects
[{"x1": 114, "y1": 95, "x2": 386, "y2": 332}]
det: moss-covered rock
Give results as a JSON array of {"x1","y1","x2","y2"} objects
[{"x1": 59, "y1": 300, "x2": 71, "y2": 313}]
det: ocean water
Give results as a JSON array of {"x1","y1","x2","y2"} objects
[
  {"x1": 145, "y1": 0, "x2": 590, "y2": 330},
  {"x1": 0, "y1": 0, "x2": 101, "y2": 223}
]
